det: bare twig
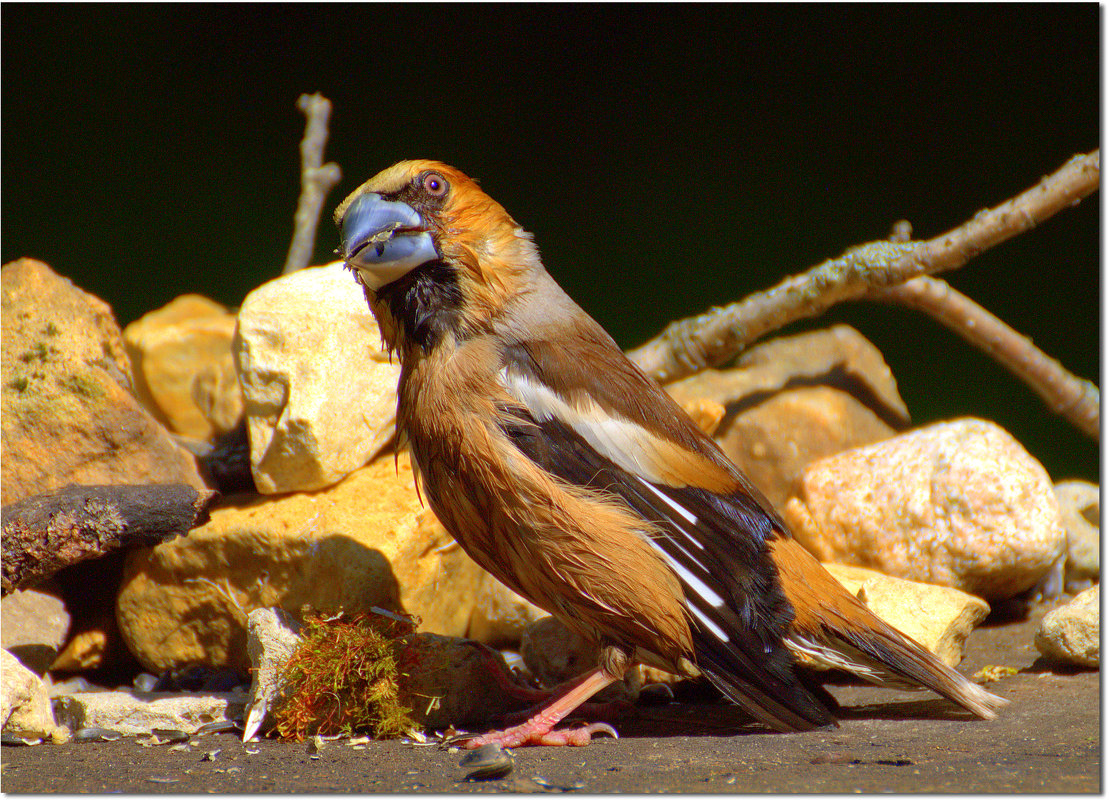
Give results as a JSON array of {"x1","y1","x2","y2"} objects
[
  {"x1": 628, "y1": 150, "x2": 1100, "y2": 383},
  {"x1": 869, "y1": 275, "x2": 1099, "y2": 441},
  {"x1": 2, "y1": 484, "x2": 217, "y2": 595},
  {"x1": 282, "y1": 93, "x2": 342, "y2": 274}
]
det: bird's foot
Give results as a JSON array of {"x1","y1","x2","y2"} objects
[
  {"x1": 503, "y1": 697, "x2": 632, "y2": 726},
  {"x1": 459, "y1": 720, "x2": 618, "y2": 749}
]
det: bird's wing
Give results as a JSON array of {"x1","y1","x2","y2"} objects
[{"x1": 496, "y1": 328, "x2": 834, "y2": 731}]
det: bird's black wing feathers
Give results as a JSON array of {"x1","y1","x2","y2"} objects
[{"x1": 497, "y1": 404, "x2": 834, "y2": 731}]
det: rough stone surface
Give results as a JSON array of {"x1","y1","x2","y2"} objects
[
  {"x1": 1, "y1": 258, "x2": 204, "y2": 504},
  {"x1": 400, "y1": 633, "x2": 525, "y2": 730},
  {"x1": 519, "y1": 617, "x2": 640, "y2": 702},
  {"x1": 821, "y1": 563, "x2": 991, "y2": 667},
  {"x1": 53, "y1": 689, "x2": 248, "y2": 736},
  {"x1": 1035, "y1": 585, "x2": 1099, "y2": 667},
  {"x1": 242, "y1": 607, "x2": 302, "y2": 741},
  {"x1": 1, "y1": 649, "x2": 60, "y2": 738},
  {"x1": 234, "y1": 261, "x2": 401, "y2": 494},
  {"x1": 123, "y1": 294, "x2": 242, "y2": 440},
  {"x1": 678, "y1": 397, "x2": 726, "y2": 437},
  {"x1": 665, "y1": 326, "x2": 906, "y2": 510},
  {"x1": 116, "y1": 451, "x2": 487, "y2": 672},
  {"x1": 1053, "y1": 480, "x2": 1099, "y2": 588},
  {"x1": 1, "y1": 585, "x2": 70, "y2": 675},
  {"x1": 466, "y1": 573, "x2": 549, "y2": 648},
  {"x1": 783, "y1": 418, "x2": 1065, "y2": 600}
]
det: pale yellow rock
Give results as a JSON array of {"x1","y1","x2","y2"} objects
[
  {"x1": 1, "y1": 585, "x2": 70, "y2": 675},
  {"x1": 116, "y1": 451, "x2": 487, "y2": 672},
  {"x1": 466, "y1": 573, "x2": 550, "y2": 648},
  {"x1": 1035, "y1": 585, "x2": 1099, "y2": 667},
  {"x1": 679, "y1": 397, "x2": 726, "y2": 437},
  {"x1": 665, "y1": 326, "x2": 905, "y2": 511},
  {"x1": 821, "y1": 563, "x2": 990, "y2": 666},
  {"x1": 1, "y1": 259, "x2": 204, "y2": 504},
  {"x1": 715, "y1": 386, "x2": 898, "y2": 512},
  {"x1": 234, "y1": 261, "x2": 401, "y2": 494},
  {"x1": 124, "y1": 294, "x2": 242, "y2": 440},
  {"x1": 50, "y1": 629, "x2": 107, "y2": 673},
  {"x1": 2, "y1": 649, "x2": 60, "y2": 738},
  {"x1": 1054, "y1": 480, "x2": 1099, "y2": 585},
  {"x1": 783, "y1": 418, "x2": 1065, "y2": 600}
]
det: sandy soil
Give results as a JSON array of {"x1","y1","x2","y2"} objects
[{"x1": 0, "y1": 600, "x2": 1098, "y2": 793}]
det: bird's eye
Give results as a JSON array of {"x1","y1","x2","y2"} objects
[{"x1": 422, "y1": 172, "x2": 448, "y2": 197}]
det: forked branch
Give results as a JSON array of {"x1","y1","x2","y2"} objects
[
  {"x1": 283, "y1": 93, "x2": 343, "y2": 274},
  {"x1": 628, "y1": 151, "x2": 1099, "y2": 384},
  {"x1": 626, "y1": 150, "x2": 1099, "y2": 440}
]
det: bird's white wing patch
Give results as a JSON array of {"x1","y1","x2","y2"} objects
[{"x1": 500, "y1": 368, "x2": 673, "y2": 485}]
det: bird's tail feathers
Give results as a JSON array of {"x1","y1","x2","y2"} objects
[
  {"x1": 693, "y1": 624, "x2": 837, "y2": 733},
  {"x1": 770, "y1": 538, "x2": 1007, "y2": 720},
  {"x1": 786, "y1": 618, "x2": 1008, "y2": 720}
]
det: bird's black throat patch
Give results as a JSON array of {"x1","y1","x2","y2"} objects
[{"x1": 375, "y1": 260, "x2": 464, "y2": 351}]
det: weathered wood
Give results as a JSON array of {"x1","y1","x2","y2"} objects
[{"x1": 1, "y1": 484, "x2": 217, "y2": 596}]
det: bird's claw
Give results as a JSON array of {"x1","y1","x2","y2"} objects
[{"x1": 457, "y1": 720, "x2": 618, "y2": 749}]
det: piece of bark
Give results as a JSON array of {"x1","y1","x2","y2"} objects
[{"x1": 1, "y1": 484, "x2": 217, "y2": 596}]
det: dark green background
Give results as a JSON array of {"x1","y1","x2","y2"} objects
[{"x1": 3, "y1": 5, "x2": 1099, "y2": 481}]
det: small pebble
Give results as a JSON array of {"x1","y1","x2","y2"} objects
[
  {"x1": 196, "y1": 719, "x2": 241, "y2": 736},
  {"x1": 152, "y1": 728, "x2": 191, "y2": 743},
  {"x1": 132, "y1": 673, "x2": 159, "y2": 692},
  {"x1": 502, "y1": 777, "x2": 546, "y2": 792},
  {"x1": 202, "y1": 749, "x2": 222, "y2": 761},
  {"x1": 147, "y1": 777, "x2": 180, "y2": 784},
  {"x1": 169, "y1": 743, "x2": 191, "y2": 752},
  {"x1": 74, "y1": 727, "x2": 123, "y2": 743},
  {"x1": 532, "y1": 775, "x2": 587, "y2": 791},
  {"x1": 460, "y1": 743, "x2": 515, "y2": 781},
  {"x1": 1, "y1": 733, "x2": 43, "y2": 746},
  {"x1": 638, "y1": 682, "x2": 676, "y2": 706}
]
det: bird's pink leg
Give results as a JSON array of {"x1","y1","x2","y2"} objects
[
  {"x1": 460, "y1": 667, "x2": 620, "y2": 748},
  {"x1": 464, "y1": 641, "x2": 630, "y2": 720}
]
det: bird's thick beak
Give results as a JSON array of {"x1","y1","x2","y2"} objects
[{"x1": 339, "y1": 193, "x2": 439, "y2": 290}]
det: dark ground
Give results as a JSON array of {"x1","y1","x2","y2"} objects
[{"x1": 1, "y1": 602, "x2": 1099, "y2": 793}]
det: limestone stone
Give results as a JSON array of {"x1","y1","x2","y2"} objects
[
  {"x1": 679, "y1": 397, "x2": 726, "y2": 437},
  {"x1": 116, "y1": 451, "x2": 487, "y2": 672},
  {"x1": 665, "y1": 326, "x2": 906, "y2": 510},
  {"x1": 1, "y1": 649, "x2": 60, "y2": 738},
  {"x1": 821, "y1": 563, "x2": 990, "y2": 666},
  {"x1": 123, "y1": 294, "x2": 242, "y2": 440},
  {"x1": 242, "y1": 607, "x2": 302, "y2": 741},
  {"x1": 1035, "y1": 585, "x2": 1099, "y2": 668},
  {"x1": 466, "y1": 573, "x2": 549, "y2": 648},
  {"x1": 1, "y1": 258, "x2": 203, "y2": 504},
  {"x1": 234, "y1": 261, "x2": 401, "y2": 493},
  {"x1": 1054, "y1": 480, "x2": 1099, "y2": 587},
  {"x1": 1, "y1": 585, "x2": 70, "y2": 675},
  {"x1": 53, "y1": 689, "x2": 248, "y2": 736},
  {"x1": 399, "y1": 633, "x2": 526, "y2": 730},
  {"x1": 783, "y1": 418, "x2": 1065, "y2": 600}
]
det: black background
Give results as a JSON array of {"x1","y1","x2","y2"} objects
[{"x1": 3, "y1": 4, "x2": 1099, "y2": 480}]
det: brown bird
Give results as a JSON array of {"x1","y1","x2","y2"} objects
[{"x1": 334, "y1": 160, "x2": 1006, "y2": 747}]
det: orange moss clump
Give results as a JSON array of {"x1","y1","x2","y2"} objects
[{"x1": 273, "y1": 610, "x2": 424, "y2": 741}]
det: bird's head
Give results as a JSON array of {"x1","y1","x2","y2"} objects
[{"x1": 335, "y1": 160, "x2": 543, "y2": 353}]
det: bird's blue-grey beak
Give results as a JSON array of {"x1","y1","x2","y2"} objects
[{"x1": 339, "y1": 193, "x2": 439, "y2": 290}]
